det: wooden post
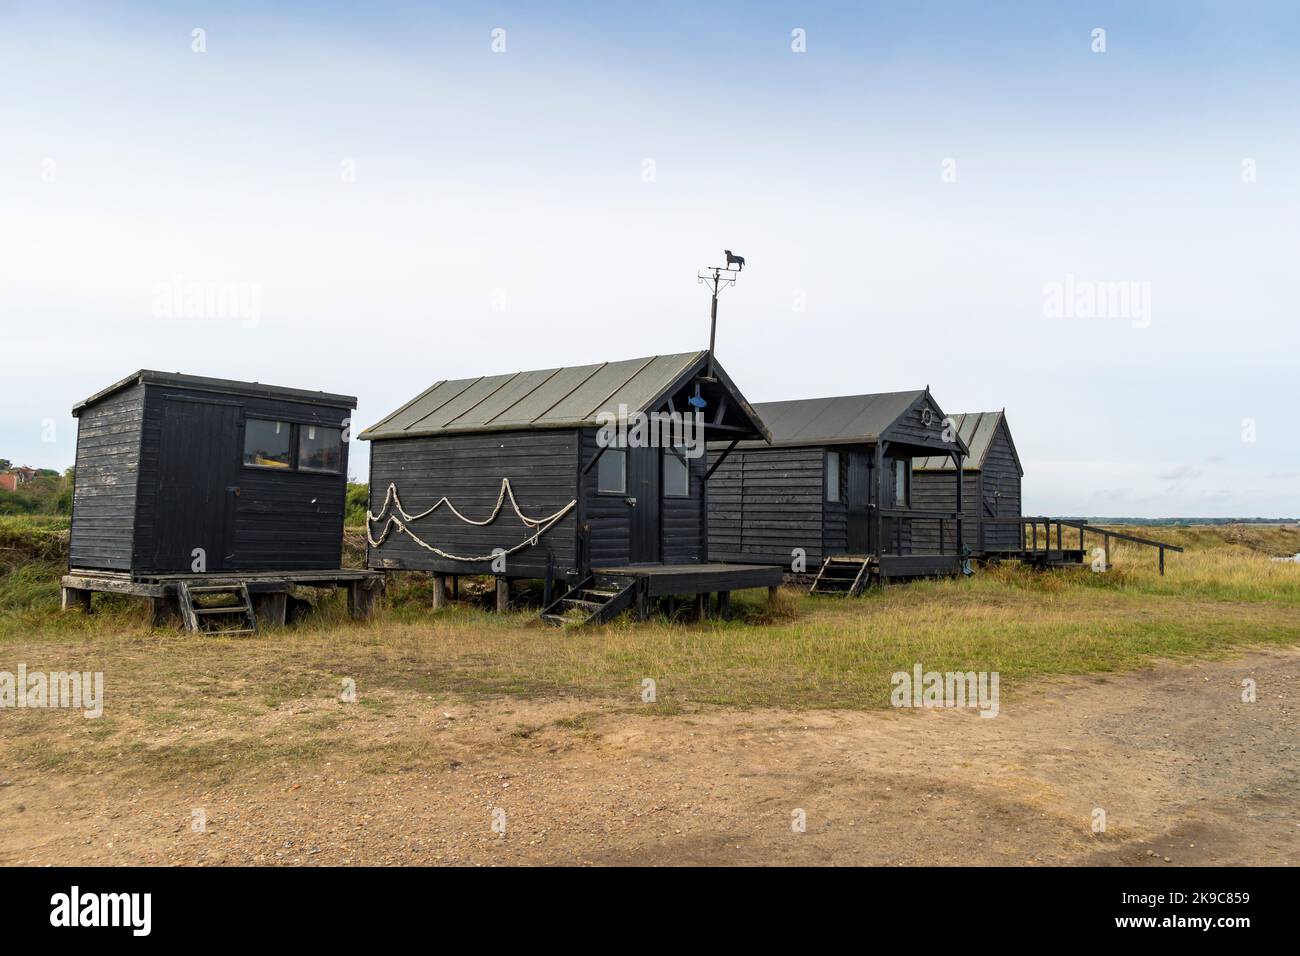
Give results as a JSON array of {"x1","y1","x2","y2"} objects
[
  {"x1": 495, "y1": 577, "x2": 510, "y2": 613},
  {"x1": 1159, "y1": 547, "x2": 1165, "y2": 576},
  {"x1": 149, "y1": 596, "x2": 181, "y2": 628},
  {"x1": 432, "y1": 573, "x2": 447, "y2": 610},
  {"x1": 1079, "y1": 525, "x2": 1085, "y2": 551},
  {"x1": 452, "y1": 575, "x2": 459, "y2": 599},
  {"x1": 872, "y1": 444, "x2": 884, "y2": 558},
  {"x1": 953, "y1": 450, "x2": 963, "y2": 556},
  {"x1": 719, "y1": 591, "x2": 732, "y2": 620},
  {"x1": 347, "y1": 579, "x2": 381, "y2": 620},
  {"x1": 60, "y1": 586, "x2": 91, "y2": 614},
  {"x1": 695, "y1": 592, "x2": 708, "y2": 620},
  {"x1": 635, "y1": 585, "x2": 649, "y2": 621},
  {"x1": 253, "y1": 592, "x2": 287, "y2": 629},
  {"x1": 767, "y1": 584, "x2": 779, "y2": 605},
  {"x1": 1104, "y1": 533, "x2": 1111, "y2": 569}
]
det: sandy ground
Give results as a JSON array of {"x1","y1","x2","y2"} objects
[{"x1": 1, "y1": 647, "x2": 1297, "y2": 866}]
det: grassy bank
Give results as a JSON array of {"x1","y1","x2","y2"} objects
[{"x1": 1, "y1": 520, "x2": 1297, "y2": 712}]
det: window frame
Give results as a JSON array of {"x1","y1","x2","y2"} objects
[
  {"x1": 595, "y1": 446, "x2": 627, "y2": 495},
  {"x1": 240, "y1": 416, "x2": 345, "y2": 476},
  {"x1": 241, "y1": 418, "x2": 295, "y2": 472},
  {"x1": 296, "y1": 423, "x2": 344, "y2": 475},
  {"x1": 825, "y1": 450, "x2": 841, "y2": 503},
  {"x1": 893, "y1": 458, "x2": 911, "y2": 507},
  {"x1": 662, "y1": 447, "x2": 691, "y2": 498}
]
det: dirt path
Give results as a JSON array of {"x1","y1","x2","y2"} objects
[{"x1": 1, "y1": 648, "x2": 1297, "y2": 866}]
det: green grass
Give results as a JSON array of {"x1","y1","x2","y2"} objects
[{"x1": 2, "y1": 522, "x2": 1298, "y2": 717}]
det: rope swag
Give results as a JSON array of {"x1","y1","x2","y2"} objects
[{"x1": 366, "y1": 480, "x2": 577, "y2": 562}]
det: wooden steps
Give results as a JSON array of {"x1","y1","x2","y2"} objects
[
  {"x1": 810, "y1": 556, "x2": 872, "y2": 596},
  {"x1": 177, "y1": 582, "x2": 259, "y2": 636},
  {"x1": 540, "y1": 576, "x2": 638, "y2": 627}
]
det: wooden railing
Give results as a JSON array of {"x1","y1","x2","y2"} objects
[{"x1": 981, "y1": 517, "x2": 1184, "y2": 575}]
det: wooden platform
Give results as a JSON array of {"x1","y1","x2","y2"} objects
[
  {"x1": 877, "y1": 554, "x2": 963, "y2": 578},
  {"x1": 60, "y1": 568, "x2": 386, "y2": 628},
  {"x1": 982, "y1": 548, "x2": 1086, "y2": 568},
  {"x1": 591, "y1": 562, "x2": 783, "y2": 596}
]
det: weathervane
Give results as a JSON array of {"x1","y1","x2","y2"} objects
[{"x1": 697, "y1": 249, "x2": 745, "y2": 381}]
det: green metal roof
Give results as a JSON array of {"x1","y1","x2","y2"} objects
[
  {"x1": 914, "y1": 411, "x2": 1021, "y2": 474},
  {"x1": 359, "y1": 351, "x2": 769, "y2": 441}
]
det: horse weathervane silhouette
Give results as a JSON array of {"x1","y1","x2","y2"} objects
[{"x1": 698, "y1": 249, "x2": 746, "y2": 381}]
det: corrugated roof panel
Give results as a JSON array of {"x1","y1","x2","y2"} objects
[
  {"x1": 372, "y1": 379, "x2": 466, "y2": 434},
  {"x1": 358, "y1": 351, "x2": 746, "y2": 440},
  {"x1": 446, "y1": 368, "x2": 561, "y2": 427},
  {"x1": 914, "y1": 411, "x2": 1008, "y2": 471},
  {"x1": 490, "y1": 362, "x2": 606, "y2": 425},
  {"x1": 600, "y1": 353, "x2": 701, "y2": 417},
  {"x1": 539, "y1": 356, "x2": 658, "y2": 423},
  {"x1": 405, "y1": 374, "x2": 518, "y2": 431}
]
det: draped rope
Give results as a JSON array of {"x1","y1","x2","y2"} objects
[{"x1": 365, "y1": 480, "x2": 577, "y2": 562}]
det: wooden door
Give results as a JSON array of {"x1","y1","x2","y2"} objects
[
  {"x1": 846, "y1": 449, "x2": 871, "y2": 553},
  {"x1": 627, "y1": 445, "x2": 662, "y2": 564},
  {"x1": 150, "y1": 398, "x2": 241, "y2": 572}
]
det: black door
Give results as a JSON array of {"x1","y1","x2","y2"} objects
[
  {"x1": 627, "y1": 445, "x2": 662, "y2": 564},
  {"x1": 846, "y1": 450, "x2": 871, "y2": 553},
  {"x1": 150, "y1": 399, "x2": 241, "y2": 572}
]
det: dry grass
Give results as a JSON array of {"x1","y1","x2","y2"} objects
[{"x1": 1, "y1": 523, "x2": 1297, "y2": 721}]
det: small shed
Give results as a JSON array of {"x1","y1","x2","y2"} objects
[
  {"x1": 69, "y1": 370, "x2": 357, "y2": 575},
  {"x1": 707, "y1": 389, "x2": 969, "y2": 582},
  {"x1": 359, "y1": 351, "x2": 782, "y2": 623},
  {"x1": 912, "y1": 410, "x2": 1023, "y2": 553}
]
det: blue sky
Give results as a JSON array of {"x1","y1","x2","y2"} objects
[{"x1": 2, "y1": 1, "x2": 1297, "y2": 516}]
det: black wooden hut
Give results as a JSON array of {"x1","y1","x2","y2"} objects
[
  {"x1": 912, "y1": 410, "x2": 1023, "y2": 553},
  {"x1": 359, "y1": 351, "x2": 782, "y2": 623},
  {"x1": 68, "y1": 370, "x2": 357, "y2": 575},
  {"x1": 707, "y1": 389, "x2": 970, "y2": 587}
]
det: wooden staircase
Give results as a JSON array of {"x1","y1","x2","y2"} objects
[
  {"x1": 540, "y1": 576, "x2": 638, "y2": 627},
  {"x1": 177, "y1": 582, "x2": 259, "y2": 635},
  {"x1": 809, "y1": 556, "x2": 873, "y2": 596}
]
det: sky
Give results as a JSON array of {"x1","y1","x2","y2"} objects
[{"x1": 1, "y1": 1, "x2": 1297, "y2": 517}]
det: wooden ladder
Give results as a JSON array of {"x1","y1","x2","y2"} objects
[
  {"x1": 176, "y1": 582, "x2": 259, "y2": 636},
  {"x1": 540, "y1": 576, "x2": 638, "y2": 627},
  {"x1": 809, "y1": 556, "x2": 872, "y2": 596}
]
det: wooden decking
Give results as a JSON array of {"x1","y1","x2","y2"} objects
[
  {"x1": 591, "y1": 562, "x2": 783, "y2": 595},
  {"x1": 60, "y1": 567, "x2": 386, "y2": 628}
]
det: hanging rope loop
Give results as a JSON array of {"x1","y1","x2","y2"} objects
[{"x1": 366, "y1": 480, "x2": 577, "y2": 562}]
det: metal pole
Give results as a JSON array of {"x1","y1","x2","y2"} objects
[{"x1": 706, "y1": 271, "x2": 719, "y2": 380}]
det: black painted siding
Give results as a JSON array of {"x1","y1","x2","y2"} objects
[
  {"x1": 708, "y1": 446, "x2": 825, "y2": 566},
  {"x1": 69, "y1": 384, "x2": 144, "y2": 570},
  {"x1": 368, "y1": 429, "x2": 579, "y2": 577},
  {"x1": 912, "y1": 421, "x2": 1022, "y2": 552},
  {"x1": 579, "y1": 429, "x2": 708, "y2": 568},
  {"x1": 133, "y1": 384, "x2": 351, "y2": 572}
]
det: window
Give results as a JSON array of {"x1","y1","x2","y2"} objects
[
  {"x1": 825, "y1": 451, "x2": 840, "y2": 502},
  {"x1": 298, "y1": 424, "x2": 343, "y2": 473},
  {"x1": 597, "y1": 448, "x2": 626, "y2": 494},
  {"x1": 243, "y1": 419, "x2": 292, "y2": 469},
  {"x1": 663, "y1": 448, "x2": 690, "y2": 497},
  {"x1": 894, "y1": 459, "x2": 910, "y2": 506}
]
